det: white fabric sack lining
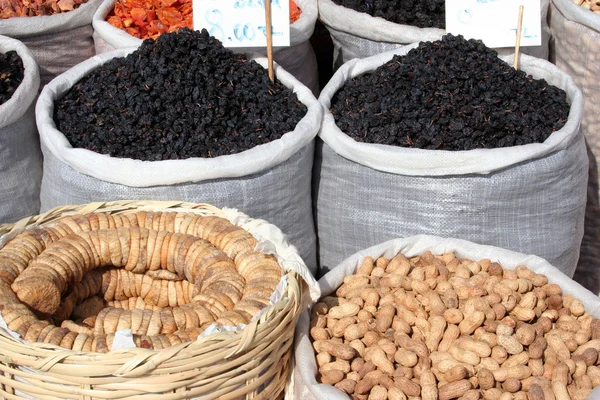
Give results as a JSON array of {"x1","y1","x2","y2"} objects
[
  {"x1": 36, "y1": 47, "x2": 322, "y2": 187},
  {"x1": 294, "y1": 235, "x2": 600, "y2": 400},
  {"x1": 318, "y1": 0, "x2": 549, "y2": 63},
  {"x1": 0, "y1": 36, "x2": 39, "y2": 127},
  {"x1": 552, "y1": 0, "x2": 600, "y2": 31},
  {"x1": 317, "y1": 46, "x2": 583, "y2": 176}
]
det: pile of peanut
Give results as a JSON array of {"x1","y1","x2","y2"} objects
[
  {"x1": 573, "y1": 0, "x2": 600, "y2": 13},
  {"x1": 310, "y1": 251, "x2": 600, "y2": 400}
]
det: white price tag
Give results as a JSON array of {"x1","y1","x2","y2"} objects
[
  {"x1": 445, "y1": 0, "x2": 542, "y2": 48},
  {"x1": 192, "y1": 0, "x2": 290, "y2": 48}
]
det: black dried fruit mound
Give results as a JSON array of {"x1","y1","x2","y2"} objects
[
  {"x1": 331, "y1": 34, "x2": 570, "y2": 150},
  {"x1": 331, "y1": 0, "x2": 445, "y2": 28},
  {"x1": 0, "y1": 51, "x2": 24, "y2": 106},
  {"x1": 54, "y1": 28, "x2": 306, "y2": 161}
]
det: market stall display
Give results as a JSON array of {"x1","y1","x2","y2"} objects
[
  {"x1": 549, "y1": 0, "x2": 600, "y2": 293},
  {"x1": 294, "y1": 235, "x2": 600, "y2": 400},
  {"x1": 318, "y1": 0, "x2": 550, "y2": 68},
  {"x1": 0, "y1": 0, "x2": 102, "y2": 86},
  {"x1": 0, "y1": 200, "x2": 319, "y2": 398},
  {"x1": 0, "y1": 0, "x2": 90, "y2": 18},
  {"x1": 93, "y1": 0, "x2": 320, "y2": 94},
  {"x1": 37, "y1": 28, "x2": 322, "y2": 274},
  {"x1": 314, "y1": 37, "x2": 587, "y2": 276},
  {"x1": 0, "y1": 35, "x2": 42, "y2": 225}
]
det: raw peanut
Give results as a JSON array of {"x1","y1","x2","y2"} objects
[
  {"x1": 321, "y1": 369, "x2": 344, "y2": 384},
  {"x1": 588, "y1": 366, "x2": 600, "y2": 387},
  {"x1": 458, "y1": 390, "x2": 480, "y2": 400},
  {"x1": 426, "y1": 316, "x2": 446, "y2": 352},
  {"x1": 502, "y1": 352, "x2": 529, "y2": 368},
  {"x1": 502, "y1": 295, "x2": 518, "y2": 313},
  {"x1": 581, "y1": 348, "x2": 598, "y2": 366},
  {"x1": 395, "y1": 349, "x2": 418, "y2": 367},
  {"x1": 459, "y1": 311, "x2": 485, "y2": 335},
  {"x1": 572, "y1": 388, "x2": 592, "y2": 400},
  {"x1": 350, "y1": 339, "x2": 366, "y2": 357},
  {"x1": 392, "y1": 316, "x2": 411, "y2": 334},
  {"x1": 388, "y1": 386, "x2": 408, "y2": 400},
  {"x1": 513, "y1": 392, "x2": 528, "y2": 400},
  {"x1": 311, "y1": 327, "x2": 330, "y2": 341},
  {"x1": 551, "y1": 381, "x2": 570, "y2": 400},
  {"x1": 363, "y1": 331, "x2": 381, "y2": 346},
  {"x1": 556, "y1": 315, "x2": 580, "y2": 332},
  {"x1": 493, "y1": 366, "x2": 531, "y2": 382},
  {"x1": 358, "y1": 309, "x2": 375, "y2": 322},
  {"x1": 367, "y1": 346, "x2": 395, "y2": 376},
  {"x1": 316, "y1": 352, "x2": 332, "y2": 367},
  {"x1": 479, "y1": 357, "x2": 500, "y2": 371},
  {"x1": 357, "y1": 257, "x2": 375, "y2": 275},
  {"x1": 420, "y1": 371, "x2": 438, "y2": 400},
  {"x1": 515, "y1": 324, "x2": 536, "y2": 346},
  {"x1": 456, "y1": 338, "x2": 492, "y2": 358},
  {"x1": 351, "y1": 358, "x2": 365, "y2": 372},
  {"x1": 439, "y1": 379, "x2": 472, "y2": 400},
  {"x1": 497, "y1": 335, "x2": 523, "y2": 355},
  {"x1": 444, "y1": 309, "x2": 463, "y2": 324},
  {"x1": 518, "y1": 292, "x2": 537, "y2": 309},
  {"x1": 314, "y1": 340, "x2": 357, "y2": 360},
  {"x1": 574, "y1": 328, "x2": 592, "y2": 345},
  {"x1": 496, "y1": 324, "x2": 514, "y2": 336},
  {"x1": 546, "y1": 335, "x2": 571, "y2": 361},
  {"x1": 502, "y1": 378, "x2": 521, "y2": 393},
  {"x1": 564, "y1": 338, "x2": 578, "y2": 353},
  {"x1": 449, "y1": 345, "x2": 480, "y2": 366},
  {"x1": 573, "y1": 339, "x2": 600, "y2": 355},
  {"x1": 527, "y1": 384, "x2": 545, "y2": 400},
  {"x1": 368, "y1": 385, "x2": 388, "y2": 400},
  {"x1": 394, "y1": 376, "x2": 421, "y2": 397},
  {"x1": 345, "y1": 322, "x2": 370, "y2": 341},
  {"x1": 511, "y1": 305, "x2": 535, "y2": 322},
  {"x1": 445, "y1": 365, "x2": 470, "y2": 383},
  {"x1": 479, "y1": 332, "x2": 498, "y2": 348},
  {"x1": 478, "y1": 368, "x2": 496, "y2": 390},
  {"x1": 564, "y1": 359, "x2": 576, "y2": 375},
  {"x1": 329, "y1": 303, "x2": 361, "y2": 319},
  {"x1": 528, "y1": 358, "x2": 544, "y2": 377},
  {"x1": 355, "y1": 370, "x2": 383, "y2": 394},
  {"x1": 552, "y1": 362, "x2": 569, "y2": 385},
  {"x1": 337, "y1": 277, "x2": 370, "y2": 297},
  {"x1": 536, "y1": 317, "x2": 553, "y2": 334},
  {"x1": 394, "y1": 366, "x2": 413, "y2": 380},
  {"x1": 312, "y1": 315, "x2": 327, "y2": 329},
  {"x1": 491, "y1": 346, "x2": 508, "y2": 363},
  {"x1": 362, "y1": 289, "x2": 380, "y2": 307},
  {"x1": 575, "y1": 373, "x2": 592, "y2": 389},
  {"x1": 528, "y1": 337, "x2": 547, "y2": 359},
  {"x1": 358, "y1": 361, "x2": 376, "y2": 379},
  {"x1": 396, "y1": 304, "x2": 417, "y2": 326},
  {"x1": 394, "y1": 332, "x2": 429, "y2": 359},
  {"x1": 483, "y1": 388, "x2": 503, "y2": 400},
  {"x1": 320, "y1": 360, "x2": 351, "y2": 374},
  {"x1": 439, "y1": 324, "x2": 460, "y2": 352},
  {"x1": 335, "y1": 379, "x2": 357, "y2": 394},
  {"x1": 377, "y1": 338, "x2": 397, "y2": 358}
]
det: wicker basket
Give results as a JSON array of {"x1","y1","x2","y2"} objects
[{"x1": 0, "y1": 200, "x2": 318, "y2": 399}]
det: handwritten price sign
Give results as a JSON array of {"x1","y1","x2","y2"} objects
[
  {"x1": 193, "y1": 0, "x2": 291, "y2": 47},
  {"x1": 446, "y1": 0, "x2": 541, "y2": 48}
]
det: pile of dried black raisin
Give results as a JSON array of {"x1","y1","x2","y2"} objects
[
  {"x1": 0, "y1": 51, "x2": 24, "y2": 106},
  {"x1": 331, "y1": 0, "x2": 445, "y2": 29},
  {"x1": 54, "y1": 28, "x2": 307, "y2": 161},
  {"x1": 331, "y1": 35, "x2": 569, "y2": 150}
]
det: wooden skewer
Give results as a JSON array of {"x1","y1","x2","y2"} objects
[
  {"x1": 265, "y1": 0, "x2": 275, "y2": 82},
  {"x1": 514, "y1": 5, "x2": 524, "y2": 70}
]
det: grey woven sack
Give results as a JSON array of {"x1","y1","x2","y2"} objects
[
  {"x1": 292, "y1": 235, "x2": 600, "y2": 400},
  {"x1": 92, "y1": 0, "x2": 320, "y2": 95},
  {"x1": 0, "y1": 35, "x2": 42, "y2": 224},
  {"x1": 315, "y1": 46, "x2": 587, "y2": 277},
  {"x1": 0, "y1": 0, "x2": 103, "y2": 87},
  {"x1": 319, "y1": 0, "x2": 550, "y2": 68},
  {"x1": 549, "y1": 0, "x2": 600, "y2": 293},
  {"x1": 36, "y1": 48, "x2": 323, "y2": 275}
]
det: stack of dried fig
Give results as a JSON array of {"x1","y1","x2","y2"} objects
[{"x1": 0, "y1": 211, "x2": 282, "y2": 352}]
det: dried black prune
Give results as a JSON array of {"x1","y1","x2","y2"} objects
[
  {"x1": 332, "y1": 0, "x2": 445, "y2": 29},
  {"x1": 331, "y1": 34, "x2": 570, "y2": 151},
  {"x1": 54, "y1": 28, "x2": 306, "y2": 161},
  {"x1": 0, "y1": 51, "x2": 24, "y2": 106}
]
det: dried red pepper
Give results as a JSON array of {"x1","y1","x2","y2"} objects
[
  {"x1": 106, "y1": 0, "x2": 302, "y2": 40},
  {"x1": 0, "y1": 0, "x2": 89, "y2": 18}
]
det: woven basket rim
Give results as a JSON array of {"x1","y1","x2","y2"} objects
[{"x1": 0, "y1": 200, "x2": 304, "y2": 391}]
